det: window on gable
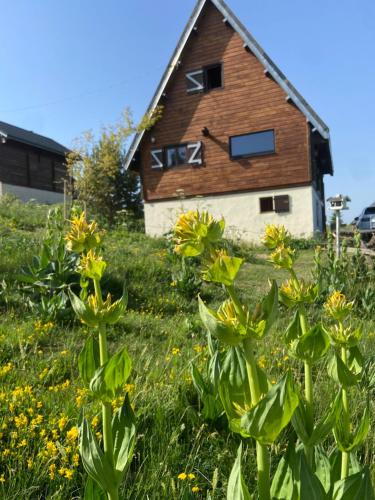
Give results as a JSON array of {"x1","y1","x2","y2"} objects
[
  {"x1": 230, "y1": 130, "x2": 275, "y2": 159},
  {"x1": 166, "y1": 145, "x2": 188, "y2": 168},
  {"x1": 205, "y1": 64, "x2": 222, "y2": 90},
  {"x1": 186, "y1": 63, "x2": 222, "y2": 93}
]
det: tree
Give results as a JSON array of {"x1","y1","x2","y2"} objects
[{"x1": 66, "y1": 107, "x2": 162, "y2": 225}]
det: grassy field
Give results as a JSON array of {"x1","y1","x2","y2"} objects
[{"x1": 0, "y1": 199, "x2": 374, "y2": 499}]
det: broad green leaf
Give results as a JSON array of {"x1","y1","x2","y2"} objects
[
  {"x1": 240, "y1": 372, "x2": 299, "y2": 445},
  {"x1": 314, "y1": 445, "x2": 331, "y2": 494},
  {"x1": 292, "y1": 392, "x2": 341, "y2": 447},
  {"x1": 284, "y1": 310, "x2": 302, "y2": 344},
  {"x1": 208, "y1": 350, "x2": 221, "y2": 391},
  {"x1": 203, "y1": 255, "x2": 243, "y2": 286},
  {"x1": 84, "y1": 476, "x2": 106, "y2": 500},
  {"x1": 332, "y1": 467, "x2": 375, "y2": 500},
  {"x1": 90, "y1": 347, "x2": 132, "y2": 402},
  {"x1": 218, "y1": 347, "x2": 251, "y2": 424},
  {"x1": 79, "y1": 336, "x2": 101, "y2": 386},
  {"x1": 329, "y1": 449, "x2": 342, "y2": 487},
  {"x1": 259, "y1": 280, "x2": 279, "y2": 335},
  {"x1": 191, "y1": 363, "x2": 222, "y2": 420},
  {"x1": 347, "y1": 345, "x2": 364, "y2": 376},
  {"x1": 327, "y1": 353, "x2": 359, "y2": 388},
  {"x1": 227, "y1": 443, "x2": 252, "y2": 500},
  {"x1": 271, "y1": 443, "x2": 298, "y2": 500},
  {"x1": 112, "y1": 394, "x2": 136, "y2": 485},
  {"x1": 298, "y1": 450, "x2": 326, "y2": 500},
  {"x1": 293, "y1": 324, "x2": 330, "y2": 363},
  {"x1": 69, "y1": 289, "x2": 97, "y2": 326},
  {"x1": 79, "y1": 417, "x2": 117, "y2": 496},
  {"x1": 334, "y1": 403, "x2": 370, "y2": 452}
]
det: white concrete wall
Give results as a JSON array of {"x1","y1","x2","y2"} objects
[
  {"x1": 144, "y1": 185, "x2": 317, "y2": 242},
  {"x1": 1, "y1": 183, "x2": 64, "y2": 204}
]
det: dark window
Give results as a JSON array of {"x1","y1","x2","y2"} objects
[
  {"x1": 260, "y1": 197, "x2": 274, "y2": 213},
  {"x1": 205, "y1": 64, "x2": 222, "y2": 90},
  {"x1": 364, "y1": 207, "x2": 375, "y2": 215},
  {"x1": 274, "y1": 195, "x2": 290, "y2": 213},
  {"x1": 230, "y1": 130, "x2": 275, "y2": 159},
  {"x1": 166, "y1": 145, "x2": 188, "y2": 168}
]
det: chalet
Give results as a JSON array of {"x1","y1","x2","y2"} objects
[
  {"x1": 125, "y1": 0, "x2": 333, "y2": 241},
  {"x1": 0, "y1": 121, "x2": 69, "y2": 204}
]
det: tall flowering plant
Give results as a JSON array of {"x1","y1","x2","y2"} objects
[
  {"x1": 66, "y1": 213, "x2": 135, "y2": 500},
  {"x1": 263, "y1": 225, "x2": 374, "y2": 499},
  {"x1": 324, "y1": 291, "x2": 370, "y2": 481},
  {"x1": 174, "y1": 211, "x2": 299, "y2": 500}
]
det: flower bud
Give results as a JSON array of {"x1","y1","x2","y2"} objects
[
  {"x1": 324, "y1": 291, "x2": 354, "y2": 322},
  {"x1": 262, "y1": 225, "x2": 290, "y2": 250},
  {"x1": 174, "y1": 210, "x2": 225, "y2": 257},
  {"x1": 269, "y1": 245, "x2": 296, "y2": 270},
  {"x1": 65, "y1": 213, "x2": 102, "y2": 254}
]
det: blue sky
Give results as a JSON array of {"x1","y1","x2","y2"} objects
[{"x1": 0, "y1": 0, "x2": 374, "y2": 221}]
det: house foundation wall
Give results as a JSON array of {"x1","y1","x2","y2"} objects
[
  {"x1": 0, "y1": 183, "x2": 64, "y2": 204},
  {"x1": 144, "y1": 185, "x2": 317, "y2": 242}
]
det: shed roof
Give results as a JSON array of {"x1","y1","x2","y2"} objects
[
  {"x1": 0, "y1": 120, "x2": 69, "y2": 156},
  {"x1": 124, "y1": 0, "x2": 332, "y2": 171}
]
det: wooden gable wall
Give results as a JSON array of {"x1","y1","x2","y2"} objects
[
  {"x1": 139, "y1": 1, "x2": 311, "y2": 202},
  {"x1": 0, "y1": 140, "x2": 67, "y2": 193}
]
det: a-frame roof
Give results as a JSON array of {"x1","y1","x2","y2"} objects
[{"x1": 125, "y1": 0, "x2": 331, "y2": 170}]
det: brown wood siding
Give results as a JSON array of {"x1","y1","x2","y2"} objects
[
  {"x1": 139, "y1": 2, "x2": 311, "y2": 202},
  {"x1": 0, "y1": 139, "x2": 67, "y2": 193}
]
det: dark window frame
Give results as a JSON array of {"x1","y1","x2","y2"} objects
[{"x1": 229, "y1": 129, "x2": 276, "y2": 160}]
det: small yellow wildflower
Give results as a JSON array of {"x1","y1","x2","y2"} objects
[
  {"x1": 188, "y1": 473, "x2": 196, "y2": 480},
  {"x1": 192, "y1": 486, "x2": 201, "y2": 493},
  {"x1": 66, "y1": 426, "x2": 79, "y2": 441},
  {"x1": 48, "y1": 463, "x2": 57, "y2": 479},
  {"x1": 178, "y1": 472, "x2": 187, "y2": 480},
  {"x1": 58, "y1": 416, "x2": 68, "y2": 431}
]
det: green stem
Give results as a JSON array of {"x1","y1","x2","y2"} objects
[
  {"x1": 299, "y1": 305, "x2": 314, "y2": 466},
  {"x1": 243, "y1": 338, "x2": 270, "y2": 500},
  {"x1": 226, "y1": 285, "x2": 270, "y2": 499},
  {"x1": 94, "y1": 278, "x2": 116, "y2": 480},
  {"x1": 340, "y1": 345, "x2": 350, "y2": 479}
]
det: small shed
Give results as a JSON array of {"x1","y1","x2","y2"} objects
[{"x1": 0, "y1": 121, "x2": 69, "y2": 204}]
